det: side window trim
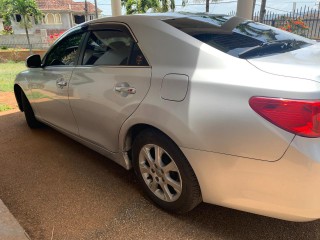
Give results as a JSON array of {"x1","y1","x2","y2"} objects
[
  {"x1": 77, "y1": 31, "x2": 90, "y2": 66},
  {"x1": 42, "y1": 29, "x2": 86, "y2": 68},
  {"x1": 79, "y1": 25, "x2": 150, "y2": 67}
]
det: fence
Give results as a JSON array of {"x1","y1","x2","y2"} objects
[
  {"x1": 0, "y1": 30, "x2": 50, "y2": 50},
  {"x1": 229, "y1": 6, "x2": 320, "y2": 40}
]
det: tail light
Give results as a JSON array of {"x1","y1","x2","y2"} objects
[{"x1": 249, "y1": 97, "x2": 320, "y2": 138}]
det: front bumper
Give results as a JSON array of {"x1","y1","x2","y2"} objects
[{"x1": 181, "y1": 136, "x2": 320, "y2": 222}]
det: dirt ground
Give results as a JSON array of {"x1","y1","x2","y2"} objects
[
  {"x1": 1, "y1": 94, "x2": 320, "y2": 240},
  {"x1": 0, "y1": 92, "x2": 18, "y2": 109}
]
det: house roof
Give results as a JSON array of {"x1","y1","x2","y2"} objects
[{"x1": 36, "y1": 0, "x2": 101, "y2": 14}]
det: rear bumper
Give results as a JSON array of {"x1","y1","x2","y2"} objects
[{"x1": 181, "y1": 136, "x2": 320, "y2": 222}]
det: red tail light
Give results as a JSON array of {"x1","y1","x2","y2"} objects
[{"x1": 249, "y1": 97, "x2": 320, "y2": 138}]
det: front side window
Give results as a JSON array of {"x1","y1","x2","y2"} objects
[
  {"x1": 82, "y1": 29, "x2": 148, "y2": 66},
  {"x1": 164, "y1": 15, "x2": 314, "y2": 59},
  {"x1": 44, "y1": 31, "x2": 85, "y2": 66}
]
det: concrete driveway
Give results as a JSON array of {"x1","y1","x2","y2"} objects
[{"x1": 1, "y1": 109, "x2": 320, "y2": 240}]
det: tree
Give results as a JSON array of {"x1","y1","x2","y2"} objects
[
  {"x1": 122, "y1": 0, "x2": 175, "y2": 14},
  {"x1": 182, "y1": 0, "x2": 220, "y2": 13},
  {"x1": 0, "y1": 0, "x2": 42, "y2": 53}
]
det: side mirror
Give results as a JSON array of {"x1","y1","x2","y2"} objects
[{"x1": 26, "y1": 54, "x2": 42, "y2": 68}]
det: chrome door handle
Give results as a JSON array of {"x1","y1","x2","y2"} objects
[
  {"x1": 56, "y1": 79, "x2": 67, "y2": 88},
  {"x1": 114, "y1": 86, "x2": 136, "y2": 94},
  {"x1": 114, "y1": 82, "x2": 136, "y2": 97}
]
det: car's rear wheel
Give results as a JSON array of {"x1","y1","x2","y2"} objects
[
  {"x1": 132, "y1": 129, "x2": 202, "y2": 213},
  {"x1": 21, "y1": 91, "x2": 42, "y2": 129}
]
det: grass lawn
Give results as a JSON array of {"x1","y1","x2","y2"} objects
[
  {"x1": 0, "y1": 62, "x2": 26, "y2": 92},
  {"x1": 0, "y1": 103, "x2": 13, "y2": 112}
]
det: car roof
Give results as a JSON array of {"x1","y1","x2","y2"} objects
[{"x1": 88, "y1": 12, "x2": 228, "y2": 24}]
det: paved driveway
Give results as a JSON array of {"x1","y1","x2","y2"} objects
[{"x1": 1, "y1": 109, "x2": 320, "y2": 240}]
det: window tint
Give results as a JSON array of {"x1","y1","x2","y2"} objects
[
  {"x1": 164, "y1": 15, "x2": 314, "y2": 58},
  {"x1": 44, "y1": 32, "x2": 85, "y2": 66},
  {"x1": 82, "y1": 30, "x2": 148, "y2": 66}
]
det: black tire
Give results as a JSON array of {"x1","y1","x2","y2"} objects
[
  {"x1": 21, "y1": 91, "x2": 42, "y2": 129},
  {"x1": 132, "y1": 129, "x2": 202, "y2": 213}
]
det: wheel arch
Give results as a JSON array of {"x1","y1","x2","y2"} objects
[{"x1": 120, "y1": 123, "x2": 191, "y2": 167}]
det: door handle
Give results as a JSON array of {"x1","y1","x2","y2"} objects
[
  {"x1": 114, "y1": 86, "x2": 136, "y2": 94},
  {"x1": 114, "y1": 82, "x2": 136, "y2": 97},
  {"x1": 56, "y1": 79, "x2": 67, "y2": 88}
]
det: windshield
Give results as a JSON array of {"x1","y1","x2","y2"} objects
[{"x1": 163, "y1": 15, "x2": 314, "y2": 59}]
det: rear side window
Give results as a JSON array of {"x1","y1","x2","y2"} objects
[
  {"x1": 82, "y1": 30, "x2": 148, "y2": 66},
  {"x1": 164, "y1": 15, "x2": 314, "y2": 59}
]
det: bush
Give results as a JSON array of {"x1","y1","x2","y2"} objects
[
  {"x1": 278, "y1": 18, "x2": 309, "y2": 36},
  {"x1": 1, "y1": 25, "x2": 13, "y2": 35},
  {"x1": 0, "y1": 46, "x2": 8, "y2": 50}
]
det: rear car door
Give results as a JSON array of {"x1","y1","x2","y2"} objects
[
  {"x1": 29, "y1": 29, "x2": 86, "y2": 135},
  {"x1": 69, "y1": 23, "x2": 151, "y2": 152}
]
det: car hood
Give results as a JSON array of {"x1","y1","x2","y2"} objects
[{"x1": 247, "y1": 42, "x2": 320, "y2": 82}]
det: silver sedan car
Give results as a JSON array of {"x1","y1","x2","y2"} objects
[{"x1": 14, "y1": 13, "x2": 320, "y2": 222}]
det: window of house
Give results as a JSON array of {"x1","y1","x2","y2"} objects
[
  {"x1": 15, "y1": 14, "x2": 22, "y2": 22},
  {"x1": 42, "y1": 14, "x2": 46, "y2": 24},
  {"x1": 74, "y1": 15, "x2": 85, "y2": 24},
  {"x1": 46, "y1": 13, "x2": 55, "y2": 24},
  {"x1": 82, "y1": 29, "x2": 148, "y2": 66},
  {"x1": 55, "y1": 14, "x2": 62, "y2": 24},
  {"x1": 44, "y1": 31, "x2": 85, "y2": 66}
]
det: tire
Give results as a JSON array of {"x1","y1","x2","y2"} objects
[
  {"x1": 132, "y1": 129, "x2": 202, "y2": 213},
  {"x1": 21, "y1": 91, "x2": 42, "y2": 129}
]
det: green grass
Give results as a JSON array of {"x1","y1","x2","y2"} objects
[
  {"x1": 0, "y1": 103, "x2": 13, "y2": 112},
  {"x1": 0, "y1": 62, "x2": 26, "y2": 92}
]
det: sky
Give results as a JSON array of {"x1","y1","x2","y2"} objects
[{"x1": 81, "y1": 0, "x2": 320, "y2": 16}]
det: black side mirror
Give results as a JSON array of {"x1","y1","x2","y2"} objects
[{"x1": 26, "y1": 54, "x2": 42, "y2": 68}]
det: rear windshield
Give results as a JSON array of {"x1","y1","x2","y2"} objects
[{"x1": 163, "y1": 15, "x2": 314, "y2": 59}]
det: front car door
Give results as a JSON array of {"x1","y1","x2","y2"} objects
[
  {"x1": 29, "y1": 28, "x2": 86, "y2": 135},
  {"x1": 69, "y1": 23, "x2": 151, "y2": 152}
]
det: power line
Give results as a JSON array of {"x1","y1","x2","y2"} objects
[{"x1": 255, "y1": 3, "x2": 290, "y2": 13}]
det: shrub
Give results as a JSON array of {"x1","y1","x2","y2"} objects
[
  {"x1": 279, "y1": 18, "x2": 309, "y2": 36},
  {"x1": 1, "y1": 25, "x2": 13, "y2": 35},
  {"x1": 47, "y1": 31, "x2": 65, "y2": 45}
]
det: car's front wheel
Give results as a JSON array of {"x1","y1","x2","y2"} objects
[{"x1": 132, "y1": 129, "x2": 202, "y2": 213}]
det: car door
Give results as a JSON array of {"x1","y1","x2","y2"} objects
[
  {"x1": 29, "y1": 29, "x2": 86, "y2": 135},
  {"x1": 69, "y1": 24, "x2": 151, "y2": 152}
]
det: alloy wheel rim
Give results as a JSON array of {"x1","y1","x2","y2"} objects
[{"x1": 138, "y1": 144, "x2": 182, "y2": 202}]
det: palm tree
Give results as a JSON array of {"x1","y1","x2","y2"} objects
[{"x1": 1, "y1": 0, "x2": 42, "y2": 53}]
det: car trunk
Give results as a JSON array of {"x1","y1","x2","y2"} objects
[{"x1": 247, "y1": 42, "x2": 320, "y2": 82}]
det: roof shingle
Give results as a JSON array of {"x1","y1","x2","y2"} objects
[{"x1": 36, "y1": 0, "x2": 101, "y2": 14}]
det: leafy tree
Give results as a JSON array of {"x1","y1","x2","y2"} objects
[
  {"x1": 122, "y1": 0, "x2": 175, "y2": 14},
  {"x1": 0, "y1": 0, "x2": 42, "y2": 53},
  {"x1": 182, "y1": 0, "x2": 220, "y2": 13}
]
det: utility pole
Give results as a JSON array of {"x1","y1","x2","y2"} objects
[
  {"x1": 252, "y1": 0, "x2": 256, "y2": 19},
  {"x1": 293, "y1": 2, "x2": 296, "y2": 12},
  {"x1": 259, "y1": 0, "x2": 267, "y2": 23},
  {"x1": 84, "y1": 0, "x2": 88, "y2": 21},
  {"x1": 206, "y1": 0, "x2": 209, "y2": 12},
  {"x1": 94, "y1": 0, "x2": 98, "y2": 19}
]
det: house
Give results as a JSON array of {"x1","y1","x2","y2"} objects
[{"x1": 11, "y1": 0, "x2": 102, "y2": 35}]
